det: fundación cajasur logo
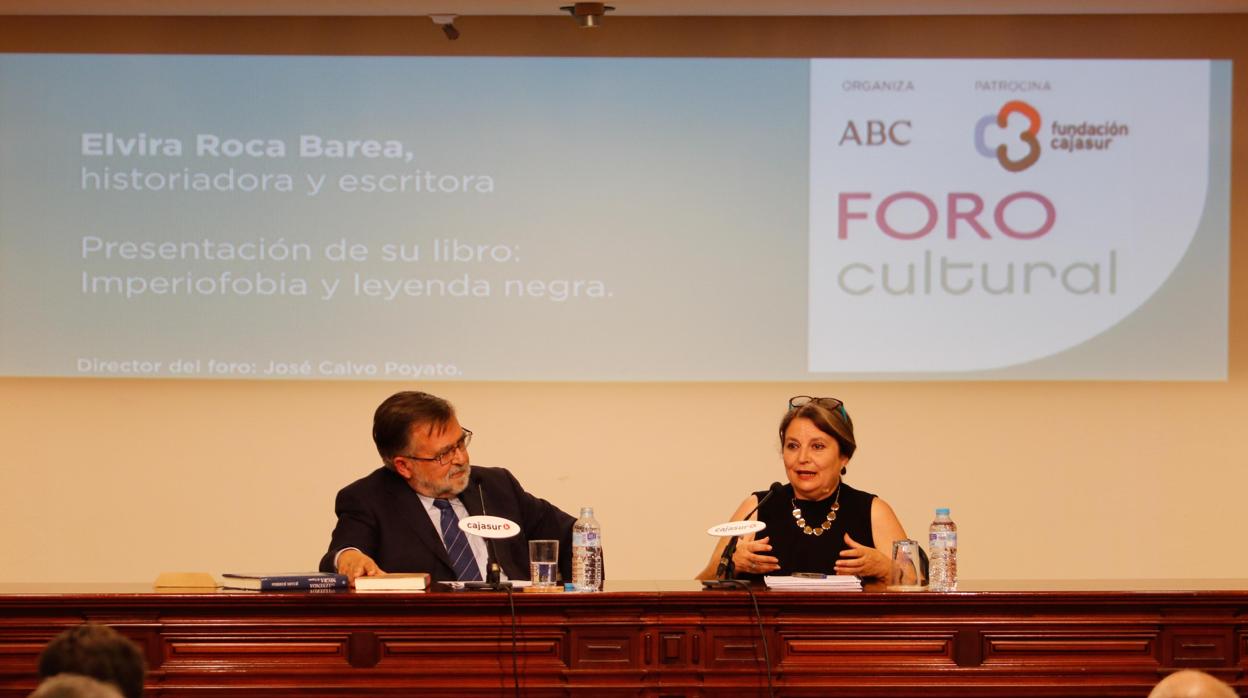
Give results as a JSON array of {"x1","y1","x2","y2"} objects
[{"x1": 974, "y1": 99, "x2": 1131, "y2": 173}]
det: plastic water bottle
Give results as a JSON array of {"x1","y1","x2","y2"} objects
[
  {"x1": 928, "y1": 508, "x2": 958, "y2": 592},
  {"x1": 571, "y1": 506, "x2": 603, "y2": 592}
]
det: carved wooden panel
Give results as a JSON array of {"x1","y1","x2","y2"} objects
[
  {"x1": 704, "y1": 629, "x2": 766, "y2": 667},
  {"x1": 1165, "y1": 626, "x2": 1234, "y2": 667},
  {"x1": 981, "y1": 629, "x2": 1161, "y2": 666},
  {"x1": 1, "y1": 583, "x2": 1247, "y2": 697},
  {"x1": 570, "y1": 629, "x2": 635, "y2": 668},
  {"x1": 779, "y1": 630, "x2": 955, "y2": 667}
]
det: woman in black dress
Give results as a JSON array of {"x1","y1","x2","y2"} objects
[{"x1": 697, "y1": 396, "x2": 909, "y2": 581}]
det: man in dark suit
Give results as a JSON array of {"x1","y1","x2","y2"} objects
[{"x1": 320, "y1": 391, "x2": 575, "y2": 584}]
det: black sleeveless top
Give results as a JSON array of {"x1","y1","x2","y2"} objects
[{"x1": 736, "y1": 481, "x2": 876, "y2": 580}]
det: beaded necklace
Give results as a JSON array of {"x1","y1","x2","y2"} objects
[{"x1": 791, "y1": 483, "x2": 842, "y2": 536}]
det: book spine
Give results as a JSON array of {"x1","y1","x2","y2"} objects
[{"x1": 258, "y1": 576, "x2": 348, "y2": 591}]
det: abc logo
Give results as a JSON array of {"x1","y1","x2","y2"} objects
[{"x1": 838, "y1": 120, "x2": 912, "y2": 147}]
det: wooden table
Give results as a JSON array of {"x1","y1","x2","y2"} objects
[{"x1": 1, "y1": 579, "x2": 1245, "y2": 696}]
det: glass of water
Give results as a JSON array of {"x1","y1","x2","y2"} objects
[
  {"x1": 528, "y1": 539, "x2": 559, "y2": 588},
  {"x1": 887, "y1": 538, "x2": 927, "y2": 591}
]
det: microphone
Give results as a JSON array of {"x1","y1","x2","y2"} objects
[
  {"x1": 715, "y1": 482, "x2": 784, "y2": 580},
  {"x1": 478, "y1": 482, "x2": 504, "y2": 585}
]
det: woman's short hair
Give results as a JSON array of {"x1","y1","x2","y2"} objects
[{"x1": 779, "y1": 398, "x2": 857, "y2": 459}]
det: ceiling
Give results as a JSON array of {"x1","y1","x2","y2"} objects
[{"x1": 4, "y1": 0, "x2": 1248, "y2": 15}]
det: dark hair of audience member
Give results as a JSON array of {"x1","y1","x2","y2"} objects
[{"x1": 36, "y1": 624, "x2": 145, "y2": 698}]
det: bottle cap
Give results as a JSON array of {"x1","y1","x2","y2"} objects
[{"x1": 935, "y1": 507, "x2": 950, "y2": 515}]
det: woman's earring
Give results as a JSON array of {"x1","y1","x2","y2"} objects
[{"x1": 841, "y1": 466, "x2": 847, "y2": 475}]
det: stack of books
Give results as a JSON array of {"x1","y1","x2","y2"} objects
[{"x1": 763, "y1": 575, "x2": 863, "y2": 592}]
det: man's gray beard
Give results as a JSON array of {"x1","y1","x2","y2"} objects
[{"x1": 426, "y1": 467, "x2": 470, "y2": 498}]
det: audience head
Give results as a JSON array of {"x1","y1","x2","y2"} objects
[
  {"x1": 1148, "y1": 669, "x2": 1237, "y2": 698},
  {"x1": 36, "y1": 624, "x2": 145, "y2": 698},
  {"x1": 29, "y1": 674, "x2": 125, "y2": 698},
  {"x1": 373, "y1": 390, "x2": 456, "y2": 468}
]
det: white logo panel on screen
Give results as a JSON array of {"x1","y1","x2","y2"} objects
[{"x1": 807, "y1": 59, "x2": 1210, "y2": 372}]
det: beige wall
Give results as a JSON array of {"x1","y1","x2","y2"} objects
[{"x1": 0, "y1": 13, "x2": 1244, "y2": 583}]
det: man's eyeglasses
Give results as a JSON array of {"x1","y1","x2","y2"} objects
[
  {"x1": 788, "y1": 396, "x2": 848, "y2": 420},
  {"x1": 399, "y1": 428, "x2": 472, "y2": 466}
]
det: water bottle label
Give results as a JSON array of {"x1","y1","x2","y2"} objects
[
  {"x1": 929, "y1": 532, "x2": 957, "y2": 549},
  {"x1": 574, "y1": 531, "x2": 600, "y2": 547}
]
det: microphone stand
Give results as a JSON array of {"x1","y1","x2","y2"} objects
[
  {"x1": 463, "y1": 481, "x2": 513, "y2": 591},
  {"x1": 455, "y1": 481, "x2": 521, "y2": 698},
  {"x1": 703, "y1": 482, "x2": 783, "y2": 590},
  {"x1": 716, "y1": 536, "x2": 745, "y2": 579}
]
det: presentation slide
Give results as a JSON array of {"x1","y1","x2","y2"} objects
[{"x1": 0, "y1": 56, "x2": 1229, "y2": 380}]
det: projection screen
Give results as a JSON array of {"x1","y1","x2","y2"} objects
[{"x1": 0, "y1": 55, "x2": 1230, "y2": 381}]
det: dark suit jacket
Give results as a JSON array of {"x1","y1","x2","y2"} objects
[{"x1": 319, "y1": 465, "x2": 575, "y2": 582}]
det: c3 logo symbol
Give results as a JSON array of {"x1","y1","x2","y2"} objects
[{"x1": 975, "y1": 100, "x2": 1041, "y2": 172}]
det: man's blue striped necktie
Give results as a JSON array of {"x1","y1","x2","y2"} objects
[{"x1": 432, "y1": 499, "x2": 482, "y2": 581}]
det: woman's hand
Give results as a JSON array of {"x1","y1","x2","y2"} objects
[
  {"x1": 733, "y1": 536, "x2": 780, "y2": 576},
  {"x1": 835, "y1": 533, "x2": 890, "y2": 579}
]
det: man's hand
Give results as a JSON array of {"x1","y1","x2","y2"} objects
[{"x1": 337, "y1": 549, "x2": 384, "y2": 582}]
